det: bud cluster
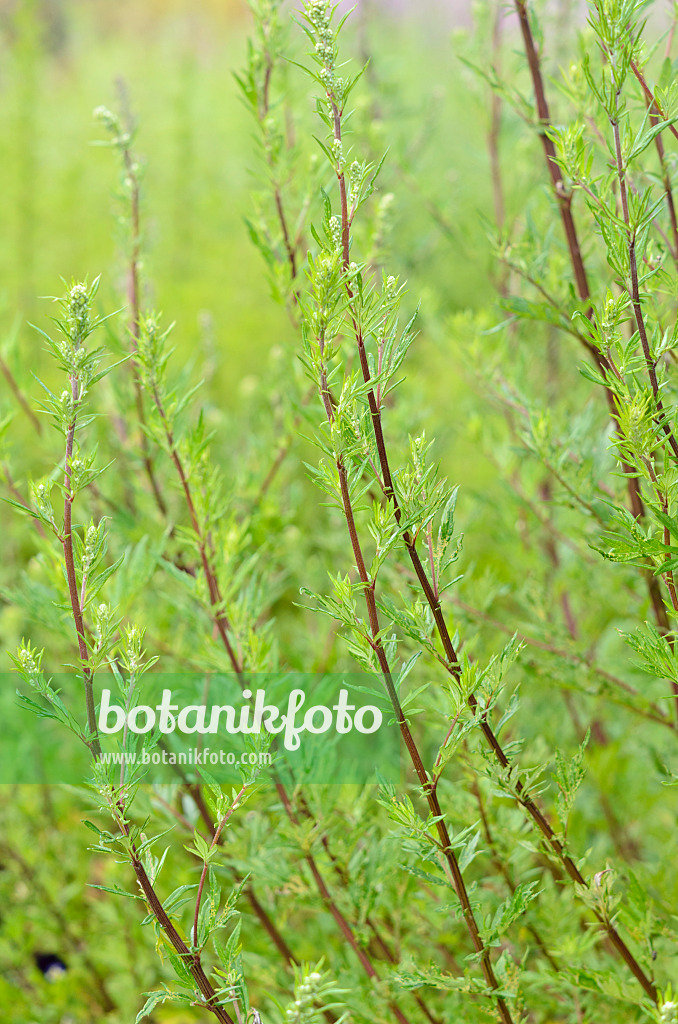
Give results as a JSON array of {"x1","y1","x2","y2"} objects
[
  {"x1": 81, "y1": 520, "x2": 105, "y2": 583},
  {"x1": 31, "y1": 480, "x2": 57, "y2": 530},
  {"x1": 308, "y1": 249, "x2": 342, "y2": 343},
  {"x1": 16, "y1": 643, "x2": 41, "y2": 682},
  {"x1": 661, "y1": 1002, "x2": 678, "y2": 1024},
  {"x1": 284, "y1": 969, "x2": 324, "y2": 1021},
  {"x1": 137, "y1": 313, "x2": 174, "y2": 397},
  {"x1": 52, "y1": 278, "x2": 102, "y2": 373},
  {"x1": 305, "y1": 0, "x2": 343, "y2": 105},
  {"x1": 93, "y1": 104, "x2": 132, "y2": 151}
]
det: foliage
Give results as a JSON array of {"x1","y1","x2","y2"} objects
[{"x1": 2, "y1": 0, "x2": 678, "y2": 1022}]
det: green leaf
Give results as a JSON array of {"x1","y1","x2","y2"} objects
[
  {"x1": 2, "y1": 496, "x2": 39, "y2": 519},
  {"x1": 136, "y1": 990, "x2": 168, "y2": 1023}
]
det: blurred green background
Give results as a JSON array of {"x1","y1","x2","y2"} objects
[{"x1": 0, "y1": 0, "x2": 502, "y2": 393}]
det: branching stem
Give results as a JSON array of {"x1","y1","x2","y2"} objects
[
  {"x1": 324, "y1": 31, "x2": 658, "y2": 1004},
  {"x1": 62, "y1": 376, "x2": 100, "y2": 759},
  {"x1": 192, "y1": 784, "x2": 248, "y2": 948},
  {"x1": 612, "y1": 115, "x2": 678, "y2": 465},
  {"x1": 59, "y1": 361, "x2": 235, "y2": 1023},
  {"x1": 148, "y1": 366, "x2": 417, "y2": 1024},
  {"x1": 115, "y1": 84, "x2": 168, "y2": 519}
]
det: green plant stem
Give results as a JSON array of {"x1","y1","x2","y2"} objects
[
  {"x1": 192, "y1": 784, "x2": 248, "y2": 948},
  {"x1": 325, "y1": 30, "x2": 657, "y2": 1000},
  {"x1": 183, "y1": 785, "x2": 340, "y2": 1024},
  {"x1": 157, "y1": 781, "x2": 325, "y2": 1005},
  {"x1": 60, "y1": 382, "x2": 234, "y2": 1022},
  {"x1": 332, "y1": 452, "x2": 514, "y2": 1022},
  {"x1": 254, "y1": 12, "x2": 300, "y2": 297},
  {"x1": 184, "y1": 785, "x2": 302, "y2": 966},
  {"x1": 148, "y1": 373, "x2": 417, "y2": 1024},
  {"x1": 275, "y1": 782, "x2": 415, "y2": 1024},
  {"x1": 63, "y1": 378, "x2": 100, "y2": 759},
  {"x1": 115, "y1": 82, "x2": 169, "y2": 519},
  {"x1": 629, "y1": 58, "x2": 678, "y2": 143},
  {"x1": 648, "y1": 99, "x2": 678, "y2": 265},
  {"x1": 113, "y1": 806, "x2": 236, "y2": 1024},
  {"x1": 612, "y1": 115, "x2": 678, "y2": 465},
  {"x1": 467, "y1": 773, "x2": 561, "y2": 975},
  {"x1": 512, "y1": 0, "x2": 651, "y2": 532},
  {"x1": 147, "y1": 382, "x2": 244, "y2": 677}
]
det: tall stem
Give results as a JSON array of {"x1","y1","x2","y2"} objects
[
  {"x1": 511, "y1": 0, "x2": 653, "y2": 534},
  {"x1": 147, "y1": 373, "x2": 417, "y2": 1024},
  {"x1": 115, "y1": 82, "x2": 169, "y2": 518},
  {"x1": 323, "y1": 25, "x2": 657, "y2": 1004},
  {"x1": 114, "y1": 808, "x2": 235, "y2": 1024},
  {"x1": 612, "y1": 115, "x2": 678, "y2": 464},
  {"x1": 311, "y1": 103, "x2": 513, "y2": 1008},
  {"x1": 333, "y1": 461, "x2": 514, "y2": 1023},
  {"x1": 60, "y1": 372, "x2": 234, "y2": 1023},
  {"x1": 63, "y1": 376, "x2": 100, "y2": 758}
]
